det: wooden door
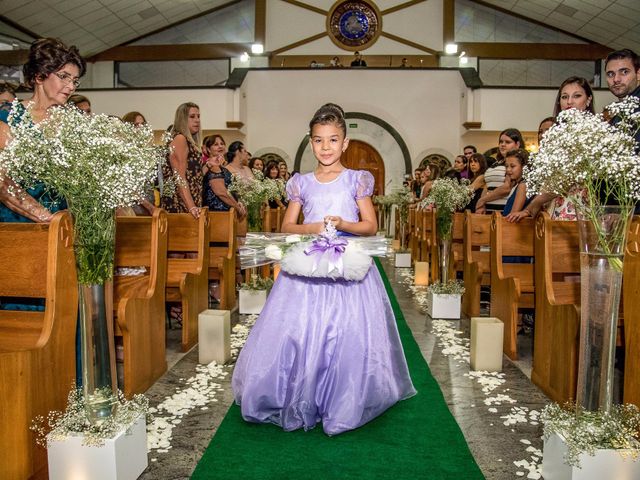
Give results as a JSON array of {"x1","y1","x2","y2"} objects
[{"x1": 342, "y1": 140, "x2": 385, "y2": 195}]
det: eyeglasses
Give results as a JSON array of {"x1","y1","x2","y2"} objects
[{"x1": 53, "y1": 72, "x2": 81, "y2": 88}]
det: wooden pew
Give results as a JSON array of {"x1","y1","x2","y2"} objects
[
  {"x1": 624, "y1": 216, "x2": 640, "y2": 407},
  {"x1": 531, "y1": 213, "x2": 580, "y2": 403},
  {"x1": 263, "y1": 206, "x2": 283, "y2": 233},
  {"x1": 462, "y1": 211, "x2": 492, "y2": 317},
  {"x1": 490, "y1": 213, "x2": 535, "y2": 360},
  {"x1": 448, "y1": 212, "x2": 465, "y2": 280},
  {"x1": 420, "y1": 209, "x2": 438, "y2": 283},
  {"x1": 209, "y1": 209, "x2": 237, "y2": 310},
  {"x1": 114, "y1": 209, "x2": 168, "y2": 397},
  {"x1": 0, "y1": 212, "x2": 78, "y2": 480},
  {"x1": 166, "y1": 210, "x2": 210, "y2": 352},
  {"x1": 410, "y1": 206, "x2": 421, "y2": 263}
]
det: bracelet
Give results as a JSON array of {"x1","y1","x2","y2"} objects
[{"x1": 189, "y1": 207, "x2": 199, "y2": 213}]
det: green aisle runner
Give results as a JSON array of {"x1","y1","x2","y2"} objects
[{"x1": 192, "y1": 259, "x2": 484, "y2": 479}]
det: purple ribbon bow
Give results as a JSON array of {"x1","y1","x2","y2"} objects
[{"x1": 304, "y1": 235, "x2": 348, "y2": 276}]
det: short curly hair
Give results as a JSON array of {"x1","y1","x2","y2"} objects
[{"x1": 23, "y1": 38, "x2": 86, "y2": 89}]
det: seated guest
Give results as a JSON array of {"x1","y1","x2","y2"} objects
[
  {"x1": 502, "y1": 149, "x2": 532, "y2": 218},
  {"x1": 0, "y1": 38, "x2": 85, "y2": 223},
  {"x1": 249, "y1": 157, "x2": 264, "y2": 177},
  {"x1": 463, "y1": 144, "x2": 476, "y2": 163},
  {"x1": 475, "y1": 128, "x2": 525, "y2": 213},
  {"x1": 350, "y1": 51, "x2": 367, "y2": 67},
  {"x1": 122, "y1": 111, "x2": 147, "y2": 126},
  {"x1": 453, "y1": 154, "x2": 469, "y2": 179},
  {"x1": 0, "y1": 81, "x2": 16, "y2": 103},
  {"x1": 412, "y1": 168, "x2": 424, "y2": 198},
  {"x1": 264, "y1": 160, "x2": 286, "y2": 208},
  {"x1": 224, "y1": 141, "x2": 254, "y2": 180},
  {"x1": 203, "y1": 153, "x2": 246, "y2": 218},
  {"x1": 466, "y1": 153, "x2": 487, "y2": 212},
  {"x1": 68, "y1": 93, "x2": 91, "y2": 114},
  {"x1": 419, "y1": 163, "x2": 440, "y2": 200},
  {"x1": 278, "y1": 160, "x2": 291, "y2": 181}
]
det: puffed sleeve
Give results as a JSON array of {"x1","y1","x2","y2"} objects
[
  {"x1": 286, "y1": 173, "x2": 303, "y2": 204},
  {"x1": 355, "y1": 170, "x2": 375, "y2": 200}
]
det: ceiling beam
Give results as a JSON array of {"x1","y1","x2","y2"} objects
[
  {"x1": 271, "y1": 32, "x2": 327, "y2": 56},
  {"x1": 280, "y1": 0, "x2": 327, "y2": 15},
  {"x1": 458, "y1": 42, "x2": 612, "y2": 60},
  {"x1": 380, "y1": 0, "x2": 427, "y2": 16},
  {"x1": 442, "y1": 0, "x2": 455, "y2": 45},
  {"x1": 89, "y1": 43, "x2": 251, "y2": 62},
  {"x1": 0, "y1": 49, "x2": 28, "y2": 65},
  {"x1": 0, "y1": 15, "x2": 39, "y2": 41},
  {"x1": 255, "y1": 0, "x2": 266, "y2": 45},
  {"x1": 380, "y1": 32, "x2": 439, "y2": 55}
]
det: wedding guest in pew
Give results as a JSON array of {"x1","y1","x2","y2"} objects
[
  {"x1": 419, "y1": 163, "x2": 440, "y2": 200},
  {"x1": 466, "y1": 153, "x2": 487, "y2": 213},
  {"x1": 122, "y1": 110, "x2": 147, "y2": 127},
  {"x1": 68, "y1": 93, "x2": 91, "y2": 114},
  {"x1": 0, "y1": 81, "x2": 16, "y2": 104},
  {"x1": 202, "y1": 134, "x2": 226, "y2": 171},
  {"x1": 161, "y1": 102, "x2": 204, "y2": 323},
  {"x1": 503, "y1": 149, "x2": 532, "y2": 218},
  {"x1": 161, "y1": 102, "x2": 203, "y2": 218},
  {"x1": 507, "y1": 79, "x2": 594, "y2": 223},
  {"x1": 0, "y1": 38, "x2": 85, "y2": 223},
  {"x1": 249, "y1": 157, "x2": 264, "y2": 177},
  {"x1": 411, "y1": 168, "x2": 424, "y2": 198},
  {"x1": 453, "y1": 154, "x2": 470, "y2": 179},
  {"x1": 225, "y1": 141, "x2": 254, "y2": 180},
  {"x1": 203, "y1": 149, "x2": 246, "y2": 218},
  {"x1": 475, "y1": 128, "x2": 525, "y2": 214},
  {"x1": 278, "y1": 159, "x2": 291, "y2": 182},
  {"x1": 264, "y1": 160, "x2": 287, "y2": 209}
]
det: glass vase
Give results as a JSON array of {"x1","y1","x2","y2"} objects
[
  {"x1": 247, "y1": 204, "x2": 263, "y2": 232},
  {"x1": 385, "y1": 206, "x2": 392, "y2": 238},
  {"x1": 79, "y1": 282, "x2": 118, "y2": 423},
  {"x1": 72, "y1": 208, "x2": 118, "y2": 424},
  {"x1": 576, "y1": 205, "x2": 632, "y2": 412},
  {"x1": 439, "y1": 236, "x2": 452, "y2": 284}
]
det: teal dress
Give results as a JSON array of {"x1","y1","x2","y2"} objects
[
  {"x1": 0, "y1": 101, "x2": 66, "y2": 223},
  {"x1": 0, "y1": 102, "x2": 66, "y2": 309}
]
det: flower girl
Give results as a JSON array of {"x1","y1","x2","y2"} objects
[{"x1": 232, "y1": 103, "x2": 416, "y2": 435}]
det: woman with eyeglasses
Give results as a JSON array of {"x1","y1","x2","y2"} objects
[{"x1": 0, "y1": 37, "x2": 85, "y2": 223}]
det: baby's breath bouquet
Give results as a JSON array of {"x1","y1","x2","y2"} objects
[
  {"x1": 229, "y1": 174, "x2": 284, "y2": 231},
  {"x1": 525, "y1": 101, "x2": 640, "y2": 267},
  {"x1": 0, "y1": 103, "x2": 161, "y2": 283},
  {"x1": 0, "y1": 102, "x2": 163, "y2": 426},
  {"x1": 420, "y1": 178, "x2": 473, "y2": 239},
  {"x1": 541, "y1": 402, "x2": 640, "y2": 468}
]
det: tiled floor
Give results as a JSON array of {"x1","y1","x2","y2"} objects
[{"x1": 140, "y1": 260, "x2": 549, "y2": 479}]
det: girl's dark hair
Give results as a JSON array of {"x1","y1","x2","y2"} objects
[
  {"x1": 23, "y1": 38, "x2": 86, "y2": 89},
  {"x1": 226, "y1": 141, "x2": 244, "y2": 163},
  {"x1": 505, "y1": 148, "x2": 529, "y2": 167},
  {"x1": 264, "y1": 160, "x2": 280, "y2": 178},
  {"x1": 203, "y1": 134, "x2": 225, "y2": 150},
  {"x1": 309, "y1": 103, "x2": 346, "y2": 135},
  {"x1": 469, "y1": 153, "x2": 487, "y2": 179},
  {"x1": 553, "y1": 76, "x2": 595, "y2": 117},
  {"x1": 496, "y1": 128, "x2": 525, "y2": 161}
]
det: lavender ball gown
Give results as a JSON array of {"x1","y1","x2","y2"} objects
[{"x1": 232, "y1": 169, "x2": 416, "y2": 435}]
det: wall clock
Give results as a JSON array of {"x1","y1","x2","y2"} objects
[{"x1": 326, "y1": 1, "x2": 382, "y2": 51}]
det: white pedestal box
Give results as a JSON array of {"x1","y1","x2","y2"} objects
[
  {"x1": 48, "y1": 416, "x2": 147, "y2": 480},
  {"x1": 239, "y1": 289, "x2": 267, "y2": 314},
  {"x1": 470, "y1": 317, "x2": 504, "y2": 372},
  {"x1": 542, "y1": 432, "x2": 640, "y2": 480},
  {"x1": 198, "y1": 309, "x2": 230, "y2": 365},
  {"x1": 426, "y1": 292, "x2": 461, "y2": 319},
  {"x1": 395, "y1": 252, "x2": 412, "y2": 268}
]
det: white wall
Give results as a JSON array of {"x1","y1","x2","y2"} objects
[
  {"x1": 80, "y1": 88, "x2": 236, "y2": 131},
  {"x1": 241, "y1": 69, "x2": 466, "y2": 190}
]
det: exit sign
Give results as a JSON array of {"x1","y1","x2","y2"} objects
[{"x1": 348, "y1": 123, "x2": 358, "y2": 128}]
